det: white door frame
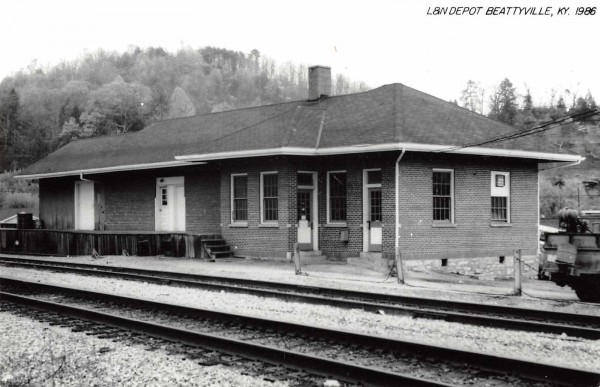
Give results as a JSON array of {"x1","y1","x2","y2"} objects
[
  {"x1": 297, "y1": 171, "x2": 318, "y2": 251},
  {"x1": 155, "y1": 176, "x2": 185, "y2": 231},
  {"x1": 363, "y1": 169, "x2": 382, "y2": 252},
  {"x1": 74, "y1": 180, "x2": 95, "y2": 230}
]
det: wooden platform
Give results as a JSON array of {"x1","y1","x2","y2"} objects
[{"x1": 0, "y1": 229, "x2": 221, "y2": 258}]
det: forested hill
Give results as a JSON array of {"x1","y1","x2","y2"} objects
[
  {"x1": 0, "y1": 47, "x2": 598, "y2": 214},
  {"x1": 0, "y1": 46, "x2": 369, "y2": 171}
]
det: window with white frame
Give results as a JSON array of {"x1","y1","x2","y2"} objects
[
  {"x1": 432, "y1": 169, "x2": 454, "y2": 222},
  {"x1": 261, "y1": 172, "x2": 278, "y2": 222},
  {"x1": 491, "y1": 172, "x2": 510, "y2": 222},
  {"x1": 328, "y1": 171, "x2": 347, "y2": 223},
  {"x1": 231, "y1": 174, "x2": 248, "y2": 223}
]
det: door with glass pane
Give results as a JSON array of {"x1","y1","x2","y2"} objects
[
  {"x1": 297, "y1": 189, "x2": 312, "y2": 250},
  {"x1": 368, "y1": 187, "x2": 383, "y2": 252},
  {"x1": 156, "y1": 177, "x2": 185, "y2": 232}
]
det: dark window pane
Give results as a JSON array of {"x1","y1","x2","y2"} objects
[
  {"x1": 432, "y1": 171, "x2": 452, "y2": 221},
  {"x1": 495, "y1": 174, "x2": 505, "y2": 187},
  {"x1": 233, "y1": 175, "x2": 248, "y2": 221},
  {"x1": 263, "y1": 173, "x2": 278, "y2": 221},
  {"x1": 329, "y1": 172, "x2": 347, "y2": 222},
  {"x1": 367, "y1": 170, "x2": 382, "y2": 185},
  {"x1": 491, "y1": 196, "x2": 507, "y2": 221},
  {"x1": 297, "y1": 173, "x2": 313, "y2": 186},
  {"x1": 297, "y1": 191, "x2": 311, "y2": 221},
  {"x1": 370, "y1": 189, "x2": 382, "y2": 221},
  {"x1": 161, "y1": 188, "x2": 167, "y2": 205},
  {"x1": 433, "y1": 197, "x2": 451, "y2": 221},
  {"x1": 233, "y1": 176, "x2": 247, "y2": 198},
  {"x1": 264, "y1": 198, "x2": 278, "y2": 221},
  {"x1": 263, "y1": 174, "x2": 278, "y2": 198}
]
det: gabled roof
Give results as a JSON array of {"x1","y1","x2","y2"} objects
[{"x1": 18, "y1": 83, "x2": 583, "y2": 179}]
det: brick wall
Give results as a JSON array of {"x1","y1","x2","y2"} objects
[
  {"x1": 217, "y1": 154, "x2": 397, "y2": 260},
  {"x1": 102, "y1": 173, "x2": 155, "y2": 231},
  {"x1": 94, "y1": 167, "x2": 221, "y2": 233},
  {"x1": 397, "y1": 153, "x2": 538, "y2": 260},
  {"x1": 185, "y1": 170, "x2": 221, "y2": 233},
  {"x1": 222, "y1": 152, "x2": 537, "y2": 263},
  {"x1": 220, "y1": 157, "x2": 293, "y2": 259},
  {"x1": 301, "y1": 154, "x2": 397, "y2": 259},
  {"x1": 39, "y1": 150, "x2": 539, "y2": 267}
]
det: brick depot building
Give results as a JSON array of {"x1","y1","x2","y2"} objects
[{"x1": 18, "y1": 67, "x2": 582, "y2": 272}]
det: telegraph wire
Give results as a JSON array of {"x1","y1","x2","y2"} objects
[{"x1": 436, "y1": 108, "x2": 600, "y2": 153}]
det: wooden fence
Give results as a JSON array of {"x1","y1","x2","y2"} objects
[{"x1": 0, "y1": 229, "x2": 219, "y2": 258}]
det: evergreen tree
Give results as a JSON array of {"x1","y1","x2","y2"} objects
[
  {"x1": 488, "y1": 78, "x2": 518, "y2": 125},
  {"x1": 515, "y1": 88, "x2": 537, "y2": 129}
]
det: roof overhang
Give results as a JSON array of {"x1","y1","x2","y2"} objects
[
  {"x1": 17, "y1": 142, "x2": 583, "y2": 179},
  {"x1": 175, "y1": 142, "x2": 584, "y2": 163},
  {"x1": 16, "y1": 160, "x2": 206, "y2": 180}
]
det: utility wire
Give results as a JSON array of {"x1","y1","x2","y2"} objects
[{"x1": 436, "y1": 108, "x2": 600, "y2": 153}]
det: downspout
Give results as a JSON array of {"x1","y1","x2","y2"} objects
[
  {"x1": 395, "y1": 147, "x2": 406, "y2": 279},
  {"x1": 79, "y1": 172, "x2": 94, "y2": 182}
]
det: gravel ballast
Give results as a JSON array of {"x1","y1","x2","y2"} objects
[
  {"x1": 4, "y1": 254, "x2": 596, "y2": 315},
  {"x1": 2, "y1": 266, "x2": 599, "y2": 373},
  {"x1": 0, "y1": 311, "x2": 289, "y2": 387}
]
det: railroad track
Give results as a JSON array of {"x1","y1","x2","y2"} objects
[
  {"x1": 1, "y1": 255, "x2": 600, "y2": 340},
  {"x1": 1, "y1": 277, "x2": 598, "y2": 386}
]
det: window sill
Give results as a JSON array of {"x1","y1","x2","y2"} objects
[
  {"x1": 432, "y1": 222, "x2": 457, "y2": 228},
  {"x1": 324, "y1": 223, "x2": 348, "y2": 228},
  {"x1": 490, "y1": 222, "x2": 512, "y2": 227},
  {"x1": 228, "y1": 223, "x2": 248, "y2": 228},
  {"x1": 258, "y1": 223, "x2": 279, "y2": 228}
]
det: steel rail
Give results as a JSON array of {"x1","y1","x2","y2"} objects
[
  {"x1": 0, "y1": 290, "x2": 447, "y2": 387},
  {"x1": 1, "y1": 277, "x2": 599, "y2": 387},
  {"x1": 1, "y1": 256, "x2": 599, "y2": 339}
]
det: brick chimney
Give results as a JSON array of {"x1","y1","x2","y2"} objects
[{"x1": 308, "y1": 66, "x2": 331, "y2": 101}]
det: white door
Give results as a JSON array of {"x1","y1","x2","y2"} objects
[
  {"x1": 156, "y1": 177, "x2": 185, "y2": 232},
  {"x1": 174, "y1": 185, "x2": 186, "y2": 231},
  {"x1": 368, "y1": 187, "x2": 383, "y2": 252},
  {"x1": 296, "y1": 172, "x2": 318, "y2": 251},
  {"x1": 75, "y1": 181, "x2": 95, "y2": 230},
  {"x1": 363, "y1": 169, "x2": 383, "y2": 252},
  {"x1": 297, "y1": 189, "x2": 313, "y2": 250}
]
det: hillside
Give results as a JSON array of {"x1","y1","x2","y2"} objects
[
  {"x1": 0, "y1": 46, "x2": 598, "y2": 216},
  {"x1": 0, "y1": 46, "x2": 369, "y2": 171},
  {"x1": 539, "y1": 120, "x2": 600, "y2": 215}
]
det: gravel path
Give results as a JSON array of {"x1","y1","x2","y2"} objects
[
  {"x1": 2, "y1": 266, "x2": 599, "y2": 373},
  {"x1": 0, "y1": 311, "x2": 289, "y2": 387},
  {"x1": 5, "y1": 254, "x2": 595, "y2": 315}
]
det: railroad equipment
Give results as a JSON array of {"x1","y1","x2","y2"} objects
[{"x1": 539, "y1": 208, "x2": 600, "y2": 302}]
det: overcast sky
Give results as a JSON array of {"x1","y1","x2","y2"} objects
[{"x1": 2, "y1": 0, "x2": 598, "y2": 107}]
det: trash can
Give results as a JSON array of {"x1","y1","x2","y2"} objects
[
  {"x1": 137, "y1": 236, "x2": 150, "y2": 256},
  {"x1": 17, "y1": 213, "x2": 35, "y2": 229}
]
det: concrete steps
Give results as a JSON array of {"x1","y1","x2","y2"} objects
[{"x1": 202, "y1": 238, "x2": 234, "y2": 259}]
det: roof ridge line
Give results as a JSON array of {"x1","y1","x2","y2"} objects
[{"x1": 399, "y1": 82, "x2": 518, "y2": 133}]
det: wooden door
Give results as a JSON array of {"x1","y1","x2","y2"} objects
[{"x1": 75, "y1": 181, "x2": 95, "y2": 230}]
